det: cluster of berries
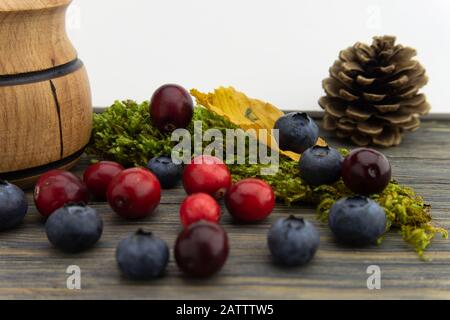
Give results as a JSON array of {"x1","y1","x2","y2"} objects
[
  {"x1": 0, "y1": 154, "x2": 282, "y2": 279},
  {"x1": 0, "y1": 84, "x2": 394, "y2": 280},
  {"x1": 276, "y1": 112, "x2": 392, "y2": 247}
]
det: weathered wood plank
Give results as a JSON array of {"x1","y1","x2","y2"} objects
[{"x1": 0, "y1": 120, "x2": 449, "y2": 300}]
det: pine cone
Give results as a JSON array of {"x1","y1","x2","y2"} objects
[{"x1": 319, "y1": 36, "x2": 430, "y2": 147}]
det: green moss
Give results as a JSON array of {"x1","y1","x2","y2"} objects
[
  {"x1": 87, "y1": 100, "x2": 447, "y2": 258},
  {"x1": 87, "y1": 100, "x2": 173, "y2": 167}
]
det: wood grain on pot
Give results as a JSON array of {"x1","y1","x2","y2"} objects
[
  {"x1": 0, "y1": 0, "x2": 76, "y2": 75},
  {"x1": 0, "y1": 0, "x2": 92, "y2": 188}
]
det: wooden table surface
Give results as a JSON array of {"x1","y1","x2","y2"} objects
[{"x1": 0, "y1": 118, "x2": 449, "y2": 300}]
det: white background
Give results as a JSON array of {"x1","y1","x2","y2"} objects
[{"x1": 67, "y1": 0, "x2": 450, "y2": 112}]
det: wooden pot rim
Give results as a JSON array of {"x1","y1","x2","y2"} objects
[{"x1": 0, "y1": 0, "x2": 71, "y2": 12}]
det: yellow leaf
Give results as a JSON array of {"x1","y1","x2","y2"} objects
[{"x1": 191, "y1": 87, "x2": 327, "y2": 162}]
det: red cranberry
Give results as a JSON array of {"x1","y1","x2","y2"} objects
[
  {"x1": 107, "y1": 168, "x2": 161, "y2": 219},
  {"x1": 225, "y1": 179, "x2": 275, "y2": 223},
  {"x1": 341, "y1": 148, "x2": 392, "y2": 195},
  {"x1": 183, "y1": 156, "x2": 232, "y2": 199},
  {"x1": 180, "y1": 193, "x2": 221, "y2": 228},
  {"x1": 83, "y1": 161, "x2": 124, "y2": 200},
  {"x1": 34, "y1": 170, "x2": 89, "y2": 217},
  {"x1": 150, "y1": 84, "x2": 194, "y2": 133},
  {"x1": 175, "y1": 221, "x2": 229, "y2": 277}
]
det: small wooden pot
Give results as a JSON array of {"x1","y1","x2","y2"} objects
[{"x1": 0, "y1": 0, "x2": 92, "y2": 188}]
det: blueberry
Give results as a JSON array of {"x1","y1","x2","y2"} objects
[
  {"x1": 116, "y1": 229, "x2": 169, "y2": 280},
  {"x1": 0, "y1": 180, "x2": 28, "y2": 231},
  {"x1": 274, "y1": 112, "x2": 319, "y2": 154},
  {"x1": 147, "y1": 156, "x2": 183, "y2": 189},
  {"x1": 268, "y1": 216, "x2": 320, "y2": 267},
  {"x1": 299, "y1": 146, "x2": 343, "y2": 186},
  {"x1": 45, "y1": 204, "x2": 103, "y2": 253},
  {"x1": 329, "y1": 196, "x2": 387, "y2": 246}
]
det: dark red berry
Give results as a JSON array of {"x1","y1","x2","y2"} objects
[
  {"x1": 175, "y1": 221, "x2": 229, "y2": 277},
  {"x1": 34, "y1": 170, "x2": 89, "y2": 217},
  {"x1": 183, "y1": 156, "x2": 232, "y2": 199},
  {"x1": 83, "y1": 161, "x2": 124, "y2": 200},
  {"x1": 150, "y1": 84, "x2": 194, "y2": 133},
  {"x1": 180, "y1": 193, "x2": 221, "y2": 228},
  {"x1": 107, "y1": 168, "x2": 161, "y2": 219},
  {"x1": 225, "y1": 179, "x2": 275, "y2": 223},
  {"x1": 341, "y1": 148, "x2": 392, "y2": 195}
]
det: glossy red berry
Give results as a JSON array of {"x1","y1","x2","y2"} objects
[
  {"x1": 180, "y1": 193, "x2": 221, "y2": 228},
  {"x1": 34, "y1": 170, "x2": 89, "y2": 217},
  {"x1": 225, "y1": 178, "x2": 275, "y2": 223},
  {"x1": 175, "y1": 221, "x2": 229, "y2": 277},
  {"x1": 83, "y1": 161, "x2": 124, "y2": 200},
  {"x1": 107, "y1": 168, "x2": 161, "y2": 219},
  {"x1": 341, "y1": 148, "x2": 392, "y2": 195},
  {"x1": 183, "y1": 156, "x2": 232, "y2": 199},
  {"x1": 150, "y1": 84, "x2": 194, "y2": 133}
]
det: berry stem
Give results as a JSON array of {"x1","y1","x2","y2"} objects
[
  {"x1": 136, "y1": 229, "x2": 153, "y2": 237},
  {"x1": 288, "y1": 215, "x2": 304, "y2": 223},
  {"x1": 164, "y1": 123, "x2": 177, "y2": 132}
]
